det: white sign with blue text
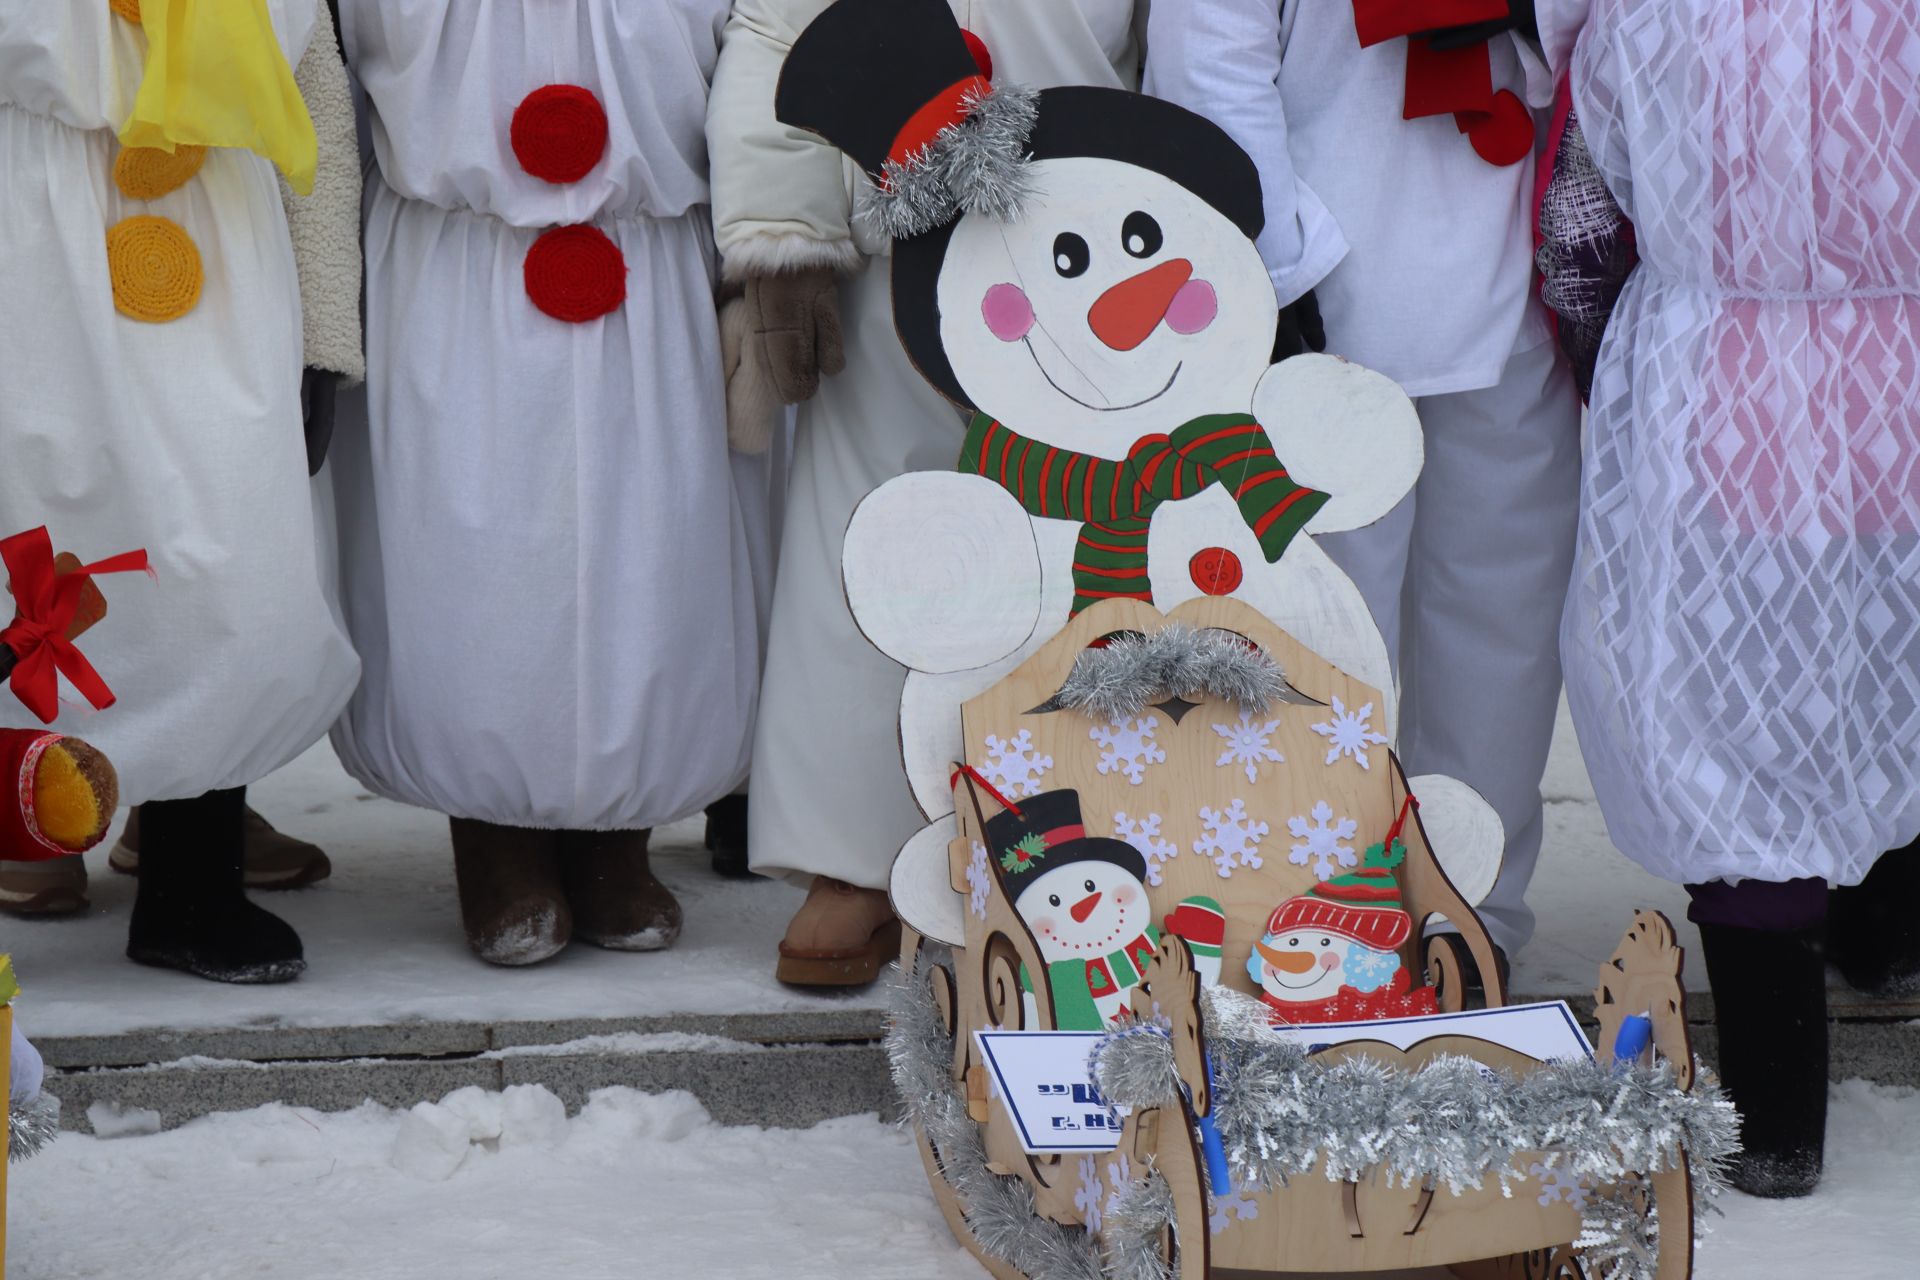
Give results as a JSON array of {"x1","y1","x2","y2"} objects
[{"x1": 975, "y1": 1031, "x2": 1125, "y2": 1155}]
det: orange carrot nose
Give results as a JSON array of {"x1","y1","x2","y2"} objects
[
  {"x1": 1070, "y1": 891, "x2": 1103, "y2": 923},
  {"x1": 1255, "y1": 942, "x2": 1318, "y2": 974},
  {"x1": 1087, "y1": 259, "x2": 1193, "y2": 351}
]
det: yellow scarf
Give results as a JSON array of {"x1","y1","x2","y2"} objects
[{"x1": 118, "y1": 0, "x2": 318, "y2": 195}]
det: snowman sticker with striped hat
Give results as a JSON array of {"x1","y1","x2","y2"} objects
[
  {"x1": 986, "y1": 788, "x2": 1225, "y2": 1031},
  {"x1": 1247, "y1": 834, "x2": 1440, "y2": 1025}
]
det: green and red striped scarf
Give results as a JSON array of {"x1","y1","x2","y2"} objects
[{"x1": 959, "y1": 412, "x2": 1329, "y2": 614}]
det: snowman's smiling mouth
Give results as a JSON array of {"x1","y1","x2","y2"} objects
[{"x1": 1022, "y1": 337, "x2": 1182, "y2": 412}]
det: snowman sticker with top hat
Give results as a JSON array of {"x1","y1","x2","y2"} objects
[
  {"x1": 775, "y1": 0, "x2": 1427, "y2": 851},
  {"x1": 985, "y1": 787, "x2": 1225, "y2": 1030}
]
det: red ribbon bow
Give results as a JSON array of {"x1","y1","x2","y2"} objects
[
  {"x1": 0, "y1": 526, "x2": 150, "y2": 724},
  {"x1": 1352, "y1": 0, "x2": 1534, "y2": 167}
]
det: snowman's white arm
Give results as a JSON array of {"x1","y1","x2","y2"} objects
[
  {"x1": 842, "y1": 472, "x2": 1046, "y2": 676},
  {"x1": 1142, "y1": 0, "x2": 1346, "y2": 307},
  {"x1": 1254, "y1": 355, "x2": 1423, "y2": 535}
]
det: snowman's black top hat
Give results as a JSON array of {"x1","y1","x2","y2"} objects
[
  {"x1": 986, "y1": 789, "x2": 1146, "y2": 887},
  {"x1": 776, "y1": 0, "x2": 1038, "y2": 240}
]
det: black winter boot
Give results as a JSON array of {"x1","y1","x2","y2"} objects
[
  {"x1": 1828, "y1": 843, "x2": 1920, "y2": 998},
  {"x1": 704, "y1": 794, "x2": 756, "y2": 879},
  {"x1": 127, "y1": 787, "x2": 305, "y2": 983},
  {"x1": 1697, "y1": 921, "x2": 1826, "y2": 1197}
]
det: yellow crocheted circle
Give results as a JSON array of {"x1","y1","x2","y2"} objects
[
  {"x1": 113, "y1": 145, "x2": 207, "y2": 200},
  {"x1": 106, "y1": 216, "x2": 203, "y2": 323},
  {"x1": 109, "y1": 0, "x2": 142, "y2": 23}
]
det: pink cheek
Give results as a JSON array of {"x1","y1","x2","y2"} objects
[
  {"x1": 1318, "y1": 951, "x2": 1341, "y2": 971},
  {"x1": 1165, "y1": 279, "x2": 1218, "y2": 335},
  {"x1": 1032, "y1": 916, "x2": 1057, "y2": 937},
  {"x1": 981, "y1": 283, "x2": 1035, "y2": 342},
  {"x1": 1113, "y1": 884, "x2": 1137, "y2": 906}
]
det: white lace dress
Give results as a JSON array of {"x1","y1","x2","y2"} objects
[{"x1": 1542, "y1": 0, "x2": 1920, "y2": 885}]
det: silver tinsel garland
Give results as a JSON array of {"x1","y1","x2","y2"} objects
[
  {"x1": 1092, "y1": 987, "x2": 1739, "y2": 1280},
  {"x1": 866, "y1": 83, "x2": 1040, "y2": 240},
  {"x1": 889, "y1": 958, "x2": 1732, "y2": 1280},
  {"x1": 1051, "y1": 624, "x2": 1288, "y2": 721},
  {"x1": 10, "y1": 1091, "x2": 60, "y2": 1163}
]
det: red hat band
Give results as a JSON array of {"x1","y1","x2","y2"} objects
[
  {"x1": 1267, "y1": 896, "x2": 1411, "y2": 952},
  {"x1": 887, "y1": 74, "x2": 992, "y2": 173}
]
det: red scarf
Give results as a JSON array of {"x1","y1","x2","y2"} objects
[
  {"x1": 1260, "y1": 966, "x2": 1439, "y2": 1025},
  {"x1": 1351, "y1": 1, "x2": 1533, "y2": 167}
]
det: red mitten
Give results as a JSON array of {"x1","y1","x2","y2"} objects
[{"x1": 0, "y1": 729, "x2": 118, "y2": 861}]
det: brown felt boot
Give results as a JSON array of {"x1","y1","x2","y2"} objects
[
  {"x1": 558, "y1": 829, "x2": 682, "y2": 951},
  {"x1": 775, "y1": 877, "x2": 900, "y2": 988},
  {"x1": 0, "y1": 853, "x2": 89, "y2": 917},
  {"x1": 111, "y1": 804, "x2": 333, "y2": 890},
  {"x1": 450, "y1": 818, "x2": 571, "y2": 966}
]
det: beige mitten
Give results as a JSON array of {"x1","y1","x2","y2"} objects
[
  {"x1": 720, "y1": 294, "x2": 782, "y2": 454},
  {"x1": 745, "y1": 267, "x2": 847, "y2": 404}
]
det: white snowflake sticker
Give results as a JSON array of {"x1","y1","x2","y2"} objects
[
  {"x1": 966, "y1": 842, "x2": 991, "y2": 920},
  {"x1": 1194, "y1": 799, "x2": 1269, "y2": 878},
  {"x1": 1090, "y1": 715, "x2": 1166, "y2": 786},
  {"x1": 1310, "y1": 695, "x2": 1388, "y2": 770},
  {"x1": 1103, "y1": 1153, "x2": 1134, "y2": 1222},
  {"x1": 1212, "y1": 710, "x2": 1284, "y2": 783},
  {"x1": 1075, "y1": 1155, "x2": 1105, "y2": 1233},
  {"x1": 981, "y1": 729, "x2": 1053, "y2": 798},
  {"x1": 1113, "y1": 811, "x2": 1178, "y2": 886},
  {"x1": 1209, "y1": 1191, "x2": 1261, "y2": 1236},
  {"x1": 1287, "y1": 801, "x2": 1359, "y2": 880},
  {"x1": 1529, "y1": 1161, "x2": 1592, "y2": 1211}
]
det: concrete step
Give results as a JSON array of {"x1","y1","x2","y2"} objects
[{"x1": 41, "y1": 989, "x2": 1919, "y2": 1136}]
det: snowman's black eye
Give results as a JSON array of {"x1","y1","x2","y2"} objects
[
  {"x1": 1287, "y1": 938, "x2": 1300, "y2": 947},
  {"x1": 1321, "y1": 938, "x2": 1332, "y2": 947},
  {"x1": 1053, "y1": 232, "x2": 1090, "y2": 278},
  {"x1": 1084, "y1": 879, "x2": 1096, "y2": 893},
  {"x1": 1121, "y1": 211, "x2": 1162, "y2": 259},
  {"x1": 1048, "y1": 894, "x2": 1061, "y2": 908}
]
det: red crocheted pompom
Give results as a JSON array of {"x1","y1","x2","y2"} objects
[
  {"x1": 524, "y1": 225, "x2": 626, "y2": 323},
  {"x1": 511, "y1": 85, "x2": 609, "y2": 185},
  {"x1": 961, "y1": 30, "x2": 993, "y2": 81}
]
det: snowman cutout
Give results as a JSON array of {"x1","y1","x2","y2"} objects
[
  {"x1": 987, "y1": 788, "x2": 1224, "y2": 1030},
  {"x1": 1246, "y1": 837, "x2": 1440, "y2": 1025},
  {"x1": 774, "y1": 1, "x2": 1501, "y2": 951}
]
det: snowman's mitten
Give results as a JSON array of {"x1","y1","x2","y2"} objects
[
  {"x1": 745, "y1": 267, "x2": 846, "y2": 404},
  {"x1": 1272, "y1": 289, "x2": 1326, "y2": 361},
  {"x1": 720, "y1": 294, "x2": 782, "y2": 454}
]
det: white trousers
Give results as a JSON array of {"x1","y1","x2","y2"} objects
[{"x1": 1317, "y1": 338, "x2": 1582, "y2": 955}]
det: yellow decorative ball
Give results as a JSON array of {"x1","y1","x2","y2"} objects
[
  {"x1": 106, "y1": 216, "x2": 204, "y2": 324},
  {"x1": 109, "y1": 0, "x2": 142, "y2": 23},
  {"x1": 113, "y1": 145, "x2": 208, "y2": 201}
]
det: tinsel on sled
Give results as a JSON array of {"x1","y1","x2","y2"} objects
[{"x1": 887, "y1": 953, "x2": 1739, "y2": 1280}]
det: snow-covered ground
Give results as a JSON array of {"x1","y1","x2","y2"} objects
[
  {"x1": 12, "y1": 1080, "x2": 1918, "y2": 1279},
  {"x1": 6, "y1": 704, "x2": 1704, "y2": 1042}
]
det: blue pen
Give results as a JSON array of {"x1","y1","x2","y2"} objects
[
  {"x1": 1196, "y1": 1050, "x2": 1233, "y2": 1194},
  {"x1": 1611, "y1": 1014, "x2": 1653, "y2": 1067}
]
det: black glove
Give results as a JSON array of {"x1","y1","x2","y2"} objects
[
  {"x1": 1422, "y1": 0, "x2": 1537, "y2": 50},
  {"x1": 302, "y1": 367, "x2": 339, "y2": 476},
  {"x1": 1272, "y1": 289, "x2": 1327, "y2": 362}
]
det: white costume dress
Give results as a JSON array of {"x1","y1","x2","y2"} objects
[
  {"x1": 1537, "y1": 0, "x2": 1920, "y2": 887},
  {"x1": 0, "y1": 1, "x2": 360, "y2": 805},
  {"x1": 707, "y1": 0, "x2": 1143, "y2": 887},
  {"x1": 1145, "y1": 0, "x2": 1582, "y2": 952},
  {"x1": 331, "y1": 0, "x2": 760, "y2": 832}
]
